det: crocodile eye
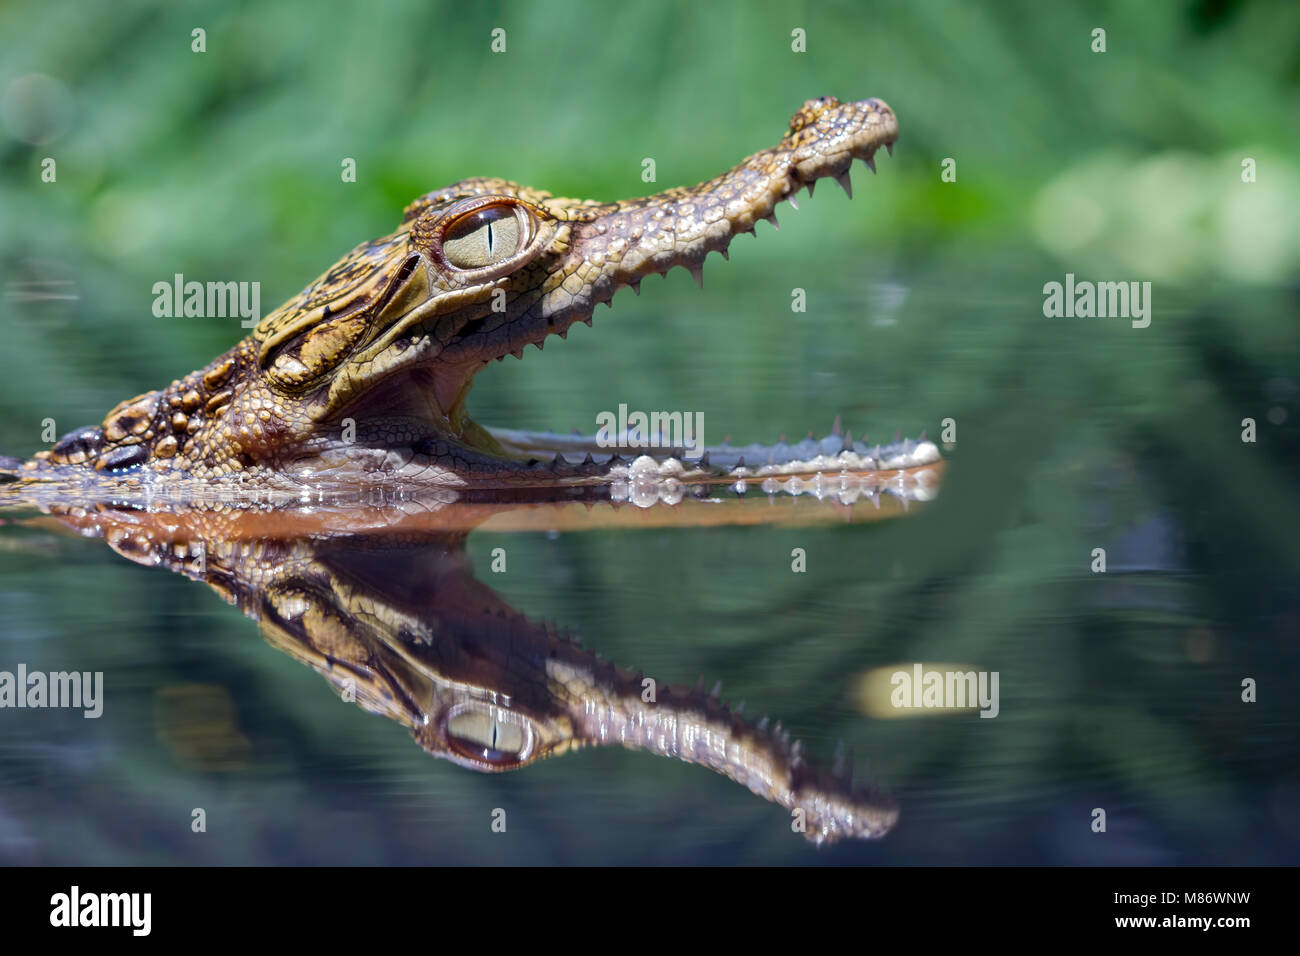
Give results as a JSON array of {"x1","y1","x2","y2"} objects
[
  {"x1": 410, "y1": 196, "x2": 548, "y2": 281},
  {"x1": 441, "y1": 205, "x2": 526, "y2": 269},
  {"x1": 443, "y1": 703, "x2": 535, "y2": 767}
]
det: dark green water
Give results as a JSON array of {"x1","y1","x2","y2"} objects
[{"x1": 1, "y1": 261, "x2": 1297, "y2": 865}]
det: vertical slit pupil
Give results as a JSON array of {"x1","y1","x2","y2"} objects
[{"x1": 441, "y1": 206, "x2": 523, "y2": 268}]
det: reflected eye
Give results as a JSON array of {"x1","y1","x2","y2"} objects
[
  {"x1": 441, "y1": 205, "x2": 526, "y2": 269},
  {"x1": 444, "y1": 703, "x2": 535, "y2": 767}
]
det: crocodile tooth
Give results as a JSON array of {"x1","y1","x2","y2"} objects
[
  {"x1": 710, "y1": 680, "x2": 722, "y2": 699},
  {"x1": 735, "y1": 700, "x2": 745, "y2": 716},
  {"x1": 719, "y1": 248, "x2": 729, "y2": 261},
  {"x1": 551, "y1": 454, "x2": 569, "y2": 470},
  {"x1": 886, "y1": 142, "x2": 894, "y2": 157},
  {"x1": 764, "y1": 210, "x2": 779, "y2": 230},
  {"x1": 787, "y1": 193, "x2": 800, "y2": 211},
  {"x1": 806, "y1": 181, "x2": 816, "y2": 199},
  {"x1": 834, "y1": 170, "x2": 853, "y2": 198},
  {"x1": 831, "y1": 414, "x2": 843, "y2": 436},
  {"x1": 688, "y1": 265, "x2": 703, "y2": 288},
  {"x1": 629, "y1": 280, "x2": 641, "y2": 295},
  {"x1": 863, "y1": 155, "x2": 877, "y2": 174},
  {"x1": 582, "y1": 452, "x2": 594, "y2": 465},
  {"x1": 510, "y1": 348, "x2": 524, "y2": 359},
  {"x1": 694, "y1": 675, "x2": 706, "y2": 693},
  {"x1": 757, "y1": 716, "x2": 770, "y2": 732}
]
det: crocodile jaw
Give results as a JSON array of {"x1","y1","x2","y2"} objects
[
  {"x1": 496, "y1": 96, "x2": 899, "y2": 356},
  {"x1": 357, "y1": 95, "x2": 901, "y2": 457}
]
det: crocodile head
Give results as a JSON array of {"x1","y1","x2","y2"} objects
[
  {"x1": 26, "y1": 96, "x2": 899, "y2": 483},
  {"x1": 265, "y1": 95, "x2": 896, "y2": 431}
]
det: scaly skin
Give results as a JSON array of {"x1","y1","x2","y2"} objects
[
  {"x1": 43, "y1": 500, "x2": 900, "y2": 845},
  {"x1": 4, "y1": 96, "x2": 940, "y2": 493}
]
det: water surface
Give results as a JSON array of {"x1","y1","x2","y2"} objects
[{"x1": 2, "y1": 260, "x2": 1296, "y2": 865}]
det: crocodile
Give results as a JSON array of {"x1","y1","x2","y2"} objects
[
  {"x1": 36, "y1": 496, "x2": 899, "y2": 845},
  {"x1": 2, "y1": 95, "x2": 940, "y2": 499}
]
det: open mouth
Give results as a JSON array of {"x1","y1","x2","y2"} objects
[{"x1": 298, "y1": 97, "x2": 935, "y2": 489}]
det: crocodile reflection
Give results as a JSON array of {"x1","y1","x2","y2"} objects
[{"x1": 35, "y1": 485, "x2": 918, "y2": 845}]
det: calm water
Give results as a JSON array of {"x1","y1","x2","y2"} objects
[{"x1": 2, "y1": 255, "x2": 1298, "y2": 865}]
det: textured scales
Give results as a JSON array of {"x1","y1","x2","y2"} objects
[{"x1": 6, "y1": 96, "x2": 940, "y2": 494}]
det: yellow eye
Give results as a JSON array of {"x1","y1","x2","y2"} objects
[
  {"x1": 441, "y1": 205, "x2": 525, "y2": 269},
  {"x1": 443, "y1": 703, "x2": 535, "y2": 766}
]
